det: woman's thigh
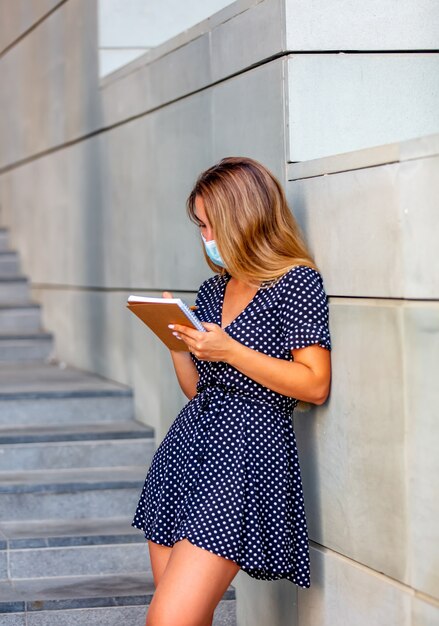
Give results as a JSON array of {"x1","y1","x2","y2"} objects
[
  {"x1": 146, "y1": 538, "x2": 240, "y2": 626},
  {"x1": 148, "y1": 540, "x2": 173, "y2": 588}
]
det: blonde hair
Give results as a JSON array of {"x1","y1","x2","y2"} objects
[{"x1": 186, "y1": 156, "x2": 318, "y2": 287}]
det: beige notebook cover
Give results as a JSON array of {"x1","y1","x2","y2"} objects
[{"x1": 126, "y1": 296, "x2": 204, "y2": 351}]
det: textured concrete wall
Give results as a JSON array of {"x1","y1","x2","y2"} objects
[
  {"x1": 284, "y1": 0, "x2": 439, "y2": 160},
  {"x1": 286, "y1": 135, "x2": 439, "y2": 624},
  {"x1": 0, "y1": 0, "x2": 438, "y2": 624}
]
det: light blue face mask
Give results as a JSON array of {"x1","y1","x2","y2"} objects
[{"x1": 201, "y1": 234, "x2": 226, "y2": 268}]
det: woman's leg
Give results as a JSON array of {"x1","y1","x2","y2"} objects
[
  {"x1": 145, "y1": 538, "x2": 240, "y2": 626},
  {"x1": 148, "y1": 540, "x2": 173, "y2": 588}
]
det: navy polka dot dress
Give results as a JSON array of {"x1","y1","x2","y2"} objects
[{"x1": 131, "y1": 264, "x2": 331, "y2": 588}]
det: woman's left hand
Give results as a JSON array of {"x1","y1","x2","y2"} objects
[{"x1": 168, "y1": 322, "x2": 236, "y2": 362}]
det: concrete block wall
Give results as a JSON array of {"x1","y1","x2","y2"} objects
[
  {"x1": 284, "y1": 0, "x2": 439, "y2": 160},
  {"x1": 286, "y1": 136, "x2": 439, "y2": 624},
  {"x1": 0, "y1": 0, "x2": 438, "y2": 624}
]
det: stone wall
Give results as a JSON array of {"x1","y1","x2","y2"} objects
[
  {"x1": 0, "y1": 0, "x2": 437, "y2": 623},
  {"x1": 287, "y1": 135, "x2": 439, "y2": 625}
]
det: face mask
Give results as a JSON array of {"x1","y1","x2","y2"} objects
[{"x1": 201, "y1": 234, "x2": 226, "y2": 268}]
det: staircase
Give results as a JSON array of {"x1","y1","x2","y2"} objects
[{"x1": 0, "y1": 227, "x2": 237, "y2": 625}]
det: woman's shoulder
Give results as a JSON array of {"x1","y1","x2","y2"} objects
[{"x1": 274, "y1": 264, "x2": 325, "y2": 293}]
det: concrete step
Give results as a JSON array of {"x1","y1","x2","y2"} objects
[
  {"x1": 0, "y1": 362, "x2": 135, "y2": 425},
  {"x1": 0, "y1": 229, "x2": 9, "y2": 252},
  {"x1": 0, "y1": 516, "x2": 144, "y2": 548},
  {"x1": 0, "y1": 420, "x2": 155, "y2": 470},
  {"x1": 0, "y1": 571, "x2": 237, "y2": 625},
  {"x1": 0, "y1": 518, "x2": 150, "y2": 580},
  {"x1": 0, "y1": 276, "x2": 30, "y2": 304},
  {"x1": 0, "y1": 303, "x2": 42, "y2": 333},
  {"x1": 0, "y1": 331, "x2": 54, "y2": 363},
  {"x1": 0, "y1": 466, "x2": 146, "y2": 521},
  {"x1": 0, "y1": 251, "x2": 20, "y2": 277}
]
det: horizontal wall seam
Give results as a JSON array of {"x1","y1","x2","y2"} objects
[
  {"x1": 27, "y1": 284, "x2": 439, "y2": 303},
  {"x1": 310, "y1": 539, "x2": 439, "y2": 607},
  {"x1": 29, "y1": 284, "x2": 200, "y2": 295},
  {"x1": 0, "y1": 0, "x2": 68, "y2": 59},
  {"x1": 2, "y1": 48, "x2": 439, "y2": 176},
  {"x1": 288, "y1": 160, "x2": 400, "y2": 179},
  {"x1": 101, "y1": 47, "x2": 439, "y2": 89},
  {"x1": 287, "y1": 152, "x2": 439, "y2": 180}
]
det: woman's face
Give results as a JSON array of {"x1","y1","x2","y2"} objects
[{"x1": 194, "y1": 195, "x2": 215, "y2": 242}]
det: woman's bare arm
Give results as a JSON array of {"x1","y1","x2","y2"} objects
[
  {"x1": 163, "y1": 291, "x2": 199, "y2": 400},
  {"x1": 168, "y1": 350, "x2": 199, "y2": 400},
  {"x1": 226, "y1": 341, "x2": 331, "y2": 404},
  {"x1": 169, "y1": 322, "x2": 331, "y2": 405}
]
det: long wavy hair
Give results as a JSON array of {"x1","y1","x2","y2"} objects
[{"x1": 186, "y1": 156, "x2": 318, "y2": 288}]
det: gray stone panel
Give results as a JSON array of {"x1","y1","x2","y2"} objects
[
  {"x1": 212, "y1": 58, "x2": 287, "y2": 185},
  {"x1": 136, "y1": 94, "x2": 214, "y2": 291},
  {"x1": 100, "y1": 33, "x2": 211, "y2": 128},
  {"x1": 295, "y1": 299, "x2": 439, "y2": 601},
  {"x1": 404, "y1": 304, "x2": 439, "y2": 599},
  {"x1": 285, "y1": 0, "x2": 439, "y2": 50},
  {"x1": 0, "y1": 0, "x2": 284, "y2": 167},
  {"x1": 0, "y1": 0, "x2": 62, "y2": 52},
  {"x1": 1, "y1": 59, "x2": 289, "y2": 292},
  {"x1": 286, "y1": 152, "x2": 439, "y2": 299},
  {"x1": 412, "y1": 596, "x2": 439, "y2": 626},
  {"x1": 287, "y1": 54, "x2": 439, "y2": 161},
  {"x1": 210, "y1": 0, "x2": 283, "y2": 80},
  {"x1": 1, "y1": 96, "x2": 214, "y2": 292},
  {"x1": 400, "y1": 157, "x2": 439, "y2": 299},
  {"x1": 287, "y1": 131, "x2": 439, "y2": 180},
  {"x1": 294, "y1": 299, "x2": 408, "y2": 583},
  {"x1": 0, "y1": 0, "x2": 100, "y2": 169},
  {"x1": 297, "y1": 545, "x2": 414, "y2": 626},
  {"x1": 234, "y1": 572, "x2": 298, "y2": 626}
]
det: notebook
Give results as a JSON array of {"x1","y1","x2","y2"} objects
[{"x1": 126, "y1": 295, "x2": 206, "y2": 351}]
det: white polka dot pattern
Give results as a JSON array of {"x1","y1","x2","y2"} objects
[{"x1": 131, "y1": 265, "x2": 332, "y2": 588}]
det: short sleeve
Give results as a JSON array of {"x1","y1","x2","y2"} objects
[{"x1": 279, "y1": 265, "x2": 331, "y2": 352}]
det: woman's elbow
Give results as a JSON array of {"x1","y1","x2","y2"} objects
[
  {"x1": 312, "y1": 378, "x2": 331, "y2": 405},
  {"x1": 314, "y1": 392, "x2": 329, "y2": 405}
]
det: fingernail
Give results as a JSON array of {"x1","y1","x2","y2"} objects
[
  {"x1": 172, "y1": 332, "x2": 181, "y2": 339},
  {"x1": 168, "y1": 324, "x2": 174, "y2": 329}
]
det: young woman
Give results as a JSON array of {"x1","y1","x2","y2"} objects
[{"x1": 132, "y1": 156, "x2": 332, "y2": 626}]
